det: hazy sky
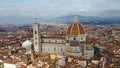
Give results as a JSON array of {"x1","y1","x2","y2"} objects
[{"x1": 0, "y1": 0, "x2": 120, "y2": 18}]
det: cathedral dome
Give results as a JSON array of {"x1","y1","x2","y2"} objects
[
  {"x1": 22, "y1": 40, "x2": 32, "y2": 50},
  {"x1": 66, "y1": 16, "x2": 85, "y2": 35}
]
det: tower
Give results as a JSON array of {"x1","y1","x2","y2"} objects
[{"x1": 33, "y1": 23, "x2": 41, "y2": 52}]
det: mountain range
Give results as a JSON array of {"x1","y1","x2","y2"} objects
[
  {"x1": 0, "y1": 15, "x2": 120, "y2": 24},
  {"x1": 50, "y1": 15, "x2": 120, "y2": 24}
]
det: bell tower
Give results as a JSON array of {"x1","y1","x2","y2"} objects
[{"x1": 33, "y1": 23, "x2": 41, "y2": 52}]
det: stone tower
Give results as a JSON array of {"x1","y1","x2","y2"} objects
[{"x1": 33, "y1": 23, "x2": 41, "y2": 52}]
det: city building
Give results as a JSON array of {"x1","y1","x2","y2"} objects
[
  {"x1": 4, "y1": 60, "x2": 20, "y2": 68},
  {"x1": 33, "y1": 16, "x2": 94, "y2": 59}
]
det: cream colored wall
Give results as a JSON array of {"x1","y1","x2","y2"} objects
[
  {"x1": 66, "y1": 34, "x2": 86, "y2": 42},
  {"x1": 78, "y1": 35, "x2": 86, "y2": 42},
  {"x1": 92, "y1": 60, "x2": 99, "y2": 65},
  {"x1": 78, "y1": 61, "x2": 87, "y2": 67},
  {"x1": 4, "y1": 63, "x2": 16, "y2": 68},
  {"x1": 42, "y1": 38, "x2": 65, "y2": 43},
  {"x1": 4, "y1": 62, "x2": 20, "y2": 68},
  {"x1": 42, "y1": 43, "x2": 66, "y2": 54},
  {"x1": 66, "y1": 52, "x2": 82, "y2": 57},
  {"x1": 85, "y1": 50, "x2": 94, "y2": 59},
  {"x1": 0, "y1": 63, "x2": 4, "y2": 68}
]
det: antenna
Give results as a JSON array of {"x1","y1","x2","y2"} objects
[
  {"x1": 34, "y1": 14, "x2": 37, "y2": 23},
  {"x1": 35, "y1": 16, "x2": 37, "y2": 23}
]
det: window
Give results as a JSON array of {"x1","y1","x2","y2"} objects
[
  {"x1": 54, "y1": 48, "x2": 56, "y2": 52},
  {"x1": 61, "y1": 48, "x2": 63, "y2": 52},
  {"x1": 73, "y1": 38, "x2": 76, "y2": 40},
  {"x1": 35, "y1": 42, "x2": 37, "y2": 45},
  {"x1": 35, "y1": 31, "x2": 37, "y2": 34},
  {"x1": 81, "y1": 38, "x2": 83, "y2": 40},
  {"x1": 42, "y1": 40, "x2": 44, "y2": 42}
]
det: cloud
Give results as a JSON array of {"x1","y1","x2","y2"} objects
[
  {"x1": 97, "y1": 9, "x2": 120, "y2": 17},
  {"x1": 0, "y1": 0, "x2": 120, "y2": 17}
]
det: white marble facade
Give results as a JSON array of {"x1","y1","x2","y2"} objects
[{"x1": 33, "y1": 17, "x2": 94, "y2": 59}]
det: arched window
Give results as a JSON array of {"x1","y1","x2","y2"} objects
[{"x1": 35, "y1": 31, "x2": 37, "y2": 34}]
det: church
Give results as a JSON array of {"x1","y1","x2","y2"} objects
[{"x1": 33, "y1": 16, "x2": 94, "y2": 59}]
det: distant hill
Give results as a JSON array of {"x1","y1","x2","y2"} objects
[
  {"x1": 99, "y1": 9, "x2": 120, "y2": 17},
  {"x1": 50, "y1": 15, "x2": 120, "y2": 24},
  {"x1": 0, "y1": 15, "x2": 120, "y2": 24},
  {"x1": 0, "y1": 15, "x2": 45, "y2": 24}
]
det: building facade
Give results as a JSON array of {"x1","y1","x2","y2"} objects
[{"x1": 33, "y1": 16, "x2": 94, "y2": 59}]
